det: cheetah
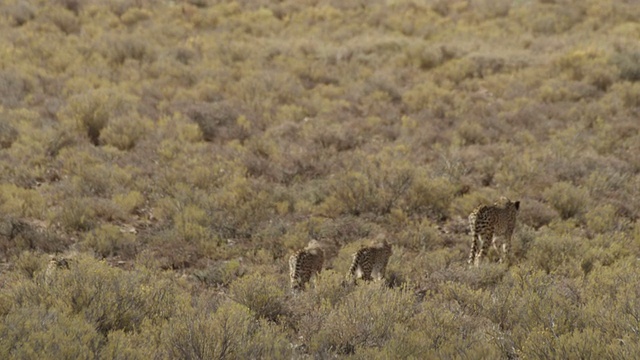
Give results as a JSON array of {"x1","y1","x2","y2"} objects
[
  {"x1": 347, "y1": 236, "x2": 392, "y2": 283},
  {"x1": 44, "y1": 255, "x2": 73, "y2": 285},
  {"x1": 289, "y1": 240, "x2": 325, "y2": 291},
  {"x1": 468, "y1": 197, "x2": 520, "y2": 266}
]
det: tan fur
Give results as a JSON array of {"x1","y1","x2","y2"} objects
[
  {"x1": 347, "y1": 237, "x2": 392, "y2": 282},
  {"x1": 289, "y1": 240, "x2": 325, "y2": 291},
  {"x1": 468, "y1": 197, "x2": 520, "y2": 266}
]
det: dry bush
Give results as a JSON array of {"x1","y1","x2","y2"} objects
[
  {"x1": 193, "y1": 259, "x2": 246, "y2": 288},
  {"x1": 45, "y1": 128, "x2": 76, "y2": 157},
  {"x1": 0, "y1": 217, "x2": 68, "y2": 257},
  {"x1": 518, "y1": 198, "x2": 558, "y2": 230},
  {"x1": 0, "y1": 121, "x2": 18, "y2": 149},
  {"x1": 54, "y1": 197, "x2": 97, "y2": 231},
  {"x1": 99, "y1": 115, "x2": 152, "y2": 151},
  {"x1": 612, "y1": 48, "x2": 640, "y2": 82},
  {"x1": 12, "y1": 251, "x2": 50, "y2": 279},
  {"x1": 228, "y1": 272, "x2": 288, "y2": 322},
  {"x1": 3, "y1": 1, "x2": 35, "y2": 26},
  {"x1": 162, "y1": 301, "x2": 290, "y2": 359},
  {"x1": 526, "y1": 232, "x2": 584, "y2": 275},
  {"x1": 543, "y1": 182, "x2": 589, "y2": 220},
  {"x1": 81, "y1": 223, "x2": 137, "y2": 259},
  {"x1": 0, "y1": 306, "x2": 102, "y2": 359},
  {"x1": 177, "y1": 100, "x2": 250, "y2": 143},
  {"x1": 310, "y1": 216, "x2": 375, "y2": 246},
  {"x1": 60, "y1": 89, "x2": 136, "y2": 145},
  {"x1": 0, "y1": 70, "x2": 33, "y2": 108},
  {"x1": 406, "y1": 173, "x2": 458, "y2": 220},
  {"x1": 100, "y1": 34, "x2": 157, "y2": 65},
  {"x1": 46, "y1": 7, "x2": 80, "y2": 34},
  {"x1": 309, "y1": 285, "x2": 416, "y2": 355},
  {"x1": 322, "y1": 153, "x2": 414, "y2": 217},
  {"x1": 8, "y1": 255, "x2": 178, "y2": 337}
]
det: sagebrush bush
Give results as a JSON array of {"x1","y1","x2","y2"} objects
[
  {"x1": 3, "y1": 0, "x2": 640, "y2": 356},
  {"x1": 99, "y1": 115, "x2": 152, "y2": 150},
  {"x1": 0, "y1": 121, "x2": 18, "y2": 149},
  {"x1": 543, "y1": 181, "x2": 589, "y2": 220},
  {"x1": 228, "y1": 272, "x2": 288, "y2": 322},
  {"x1": 81, "y1": 223, "x2": 137, "y2": 259},
  {"x1": 0, "y1": 306, "x2": 102, "y2": 359},
  {"x1": 60, "y1": 89, "x2": 136, "y2": 145},
  {"x1": 310, "y1": 285, "x2": 416, "y2": 355},
  {"x1": 193, "y1": 259, "x2": 246, "y2": 287},
  {"x1": 12, "y1": 256, "x2": 177, "y2": 334},
  {"x1": 53, "y1": 197, "x2": 97, "y2": 231},
  {"x1": 0, "y1": 183, "x2": 46, "y2": 218},
  {"x1": 162, "y1": 300, "x2": 290, "y2": 359},
  {"x1": 526, "y1": 231, "x2": 584, "y2": 276},
  {"x1": 406, "y1": 174, "x2": 457, "y2": 220}
]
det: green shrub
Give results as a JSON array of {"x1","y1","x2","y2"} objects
[
  {"x1": 120, "y1": 8, "x2": 152, "y2": 26},
  {"x1": 81, "y1": 223, "x2": 137, "y2": 259},
  {"x1": 13, "y1": 251, "x2": 49, "y2": 279},
  {"x1": 179, "y1": 100, "x2": 250, "y2": 142},
  {"x1": 4, "y1": 1, "x2": 35, "y2": 26},
  {"x1": 322, "y1": 154, "x2": 414, "y2": 216},
  {"x1": 555, "y1": 48, "x2": 618, "y2": 90},
  {"x1": 0, "y1": 306, "x2": 102, "y2": 359},
  {"x1": 54, "y1": 197, "x2": 97, "y2": 231},
  {"x1": 101, "y1": 34, "x2": 157, "y2": 66},
  {"x1": 304, "y1": 269, "x2": 353, "y2": 307},
  {"x1": 47, "y1": 6, "x2": 80, "y2": 34},
  {"x1": 162, "y1": 301, "x2": 291, "y2": 359},
  {"x1": 0, "y1": 121, "x2": 18, "y2": 149},
  {"x1": 99, "y1": 115, "x2": 152, "y2": 150},
  {"x1": 526, "y1": 231, "x2": 583, "y2": 275},
  {"x1": 99, "y1": 329, "x2": 150, "y2": 360},
  {"x1": 228, "y1": 272, "x2": 288, "y2": 322},
  {"x1": 310, "y1": 285, "x2": 415, "y2": 355},
  {"x1": 612, "y1": 49, "x2": 640, "y2": 82},
  {"x1": 406, "y1": 174, "x2": 457, "y2": 220},
  {"x1": 193, "y1": 259, "x2": 246, "y2": 287},
  {"x1": 585, "y1": 204, "x2": 618, "y2": 234},
  {"x1": 0, "y1": 183, "x2": 46, "y2": 218},
  {"x1": 45, "y1": 128, "x2": 76, "y2": 157},
  {"x1": 61, "y1": 88, "x2": 136, "y2": 145},
  {"x1": 112, "y1": 190, "x2": 145, "y2": 215},
  {"x1": 10, "y1": 256, "x2": 178, "y2": 336},
  {"x1": 543, "y1": 182, "x2": 589, "y2": 220}
]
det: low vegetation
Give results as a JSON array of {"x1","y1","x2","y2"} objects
[{"x1": 1, "y1": 0, "x2": 640, "y2": 358}]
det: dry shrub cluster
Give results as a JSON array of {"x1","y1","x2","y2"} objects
[{"x1": 1, "y1": 0, "x2": 640, "y2": 357}]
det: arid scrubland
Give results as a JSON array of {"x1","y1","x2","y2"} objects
[{"x1": 1, "y1": 0, "x2": 640, "y2": 358}]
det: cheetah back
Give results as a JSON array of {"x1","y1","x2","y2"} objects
[
  {"x1": 348, "y1": 243, "x2": 392, "y2": 281},
  {"x1": 289, "y1": 248, "x2": 324, "y2": 290},
  {"x1": 468, "y1": 199, "x2": 520, "y2": 265}
]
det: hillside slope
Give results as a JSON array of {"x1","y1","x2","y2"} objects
[{"x1": 1, "y1": 0, "x2": 640, "y2": 358}]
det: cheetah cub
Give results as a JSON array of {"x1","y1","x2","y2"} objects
[
  {"x1": 468, "y1": 197, "x2": 520, "y2": 266},
  {"x1": 347, "y1": 236, "x2": 392, "y2": 283},
  {"x1": 289, "y1": 240, "x2": 325, "y2": 291}
]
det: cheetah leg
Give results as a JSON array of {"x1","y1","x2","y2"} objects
[
  {"x1": 500, "y1": 236, "x2": 511, "y2": 265},
  {"x1": 362, "y1": 264, "x2": 373, "y2": 281},
  {"x1": 468, "y1": 235, "x2": 479, "y2": 265},
  {"x1": 473, "y1": 236, "x2": 484, "y2": 267},
  {"x1": 373, "y1": 264, "x2": 386, "y2": 281},
  {"x1": 476, "y1": 234, "x2": 493, "y2": 266}
]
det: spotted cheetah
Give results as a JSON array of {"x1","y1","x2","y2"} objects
[
  {"x1": 347, "y1": 236, "x2": 392, "y2": 283},
  {"x1": 289, "y1": 240, "x2": 325, "y2": 291},
  {"x1": 44, "y1": 255, "x2": 73, "y2": 285},
  {"x1": 468, "y1": 197, "x2": 520, "y2": 266}
]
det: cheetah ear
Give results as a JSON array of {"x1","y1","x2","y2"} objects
[{"x1": 514, "y1": 201, "x2": 520, "y2": 210}]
